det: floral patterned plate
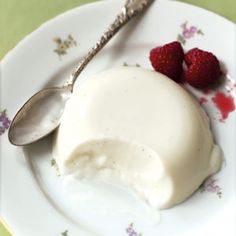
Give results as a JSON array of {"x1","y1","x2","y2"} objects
[{"x1": 1, "y1": 0, "x2": 236, "y2": 235}]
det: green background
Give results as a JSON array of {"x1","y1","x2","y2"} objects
[{"x1": 0, "y1": 0, "x2": 235, "y2": 235}]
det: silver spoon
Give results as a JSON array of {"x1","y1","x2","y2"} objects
[{"x1": 8, "y1": 0, "x2": 153, "y2": 146}]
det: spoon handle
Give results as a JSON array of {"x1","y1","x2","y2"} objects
[{"x1": 66, "y1": 0, "x2": 153, "y2": 87}]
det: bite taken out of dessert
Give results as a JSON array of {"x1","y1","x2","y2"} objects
[{"x1": 53, "y1": 41, "x2": 224, "y2": 209}]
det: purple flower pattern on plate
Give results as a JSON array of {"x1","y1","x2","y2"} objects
[
  {"x1": 0, "y1": 109, "x2": 11, "y2": 136},
  {"x1": 177, "y1": 21, "x2": 204, "y2": 45},
  {"x1": 126, "y1": 223, "x2": 142, "y2": 236},
  {"x1": 200, "y1": 177, "x2": 222, "y2": 198}
]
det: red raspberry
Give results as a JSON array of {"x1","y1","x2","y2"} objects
[
  {"x1": 184, "y1": 48, "x2": 199, "y2": 66},
  {"x1": 184, "y1": 48, "x2": 222, "y2": 88},
  {"x1": 149, "y1": 41, "x2": 184, "y2": 81}
]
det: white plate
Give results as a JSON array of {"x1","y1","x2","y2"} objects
[{"x1": 1, "y1": 0, "x2": 236, "y2": 235}]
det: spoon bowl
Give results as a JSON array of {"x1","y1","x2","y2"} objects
[{"x1": 8, "y1": 86, "x2": 72, "y2": 146}]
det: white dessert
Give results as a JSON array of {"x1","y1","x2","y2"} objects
[{"x1": 53, "y1": 66, "x2": 222, "y2": 209}]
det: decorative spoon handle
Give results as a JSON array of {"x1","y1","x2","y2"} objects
[{"x1": 66, "y1": 0, "x2": 153, "y2": 87}]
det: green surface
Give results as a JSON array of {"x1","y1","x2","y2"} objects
[
  {"x1": 0, "y1": 222, "x2": 11, "y2": 236},
  {"x1": 0, "y1": 0, "x2": 235, "y2": 235}
]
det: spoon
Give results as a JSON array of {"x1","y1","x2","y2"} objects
[{"x1": 8, "y1": 0, "x2": 153, "y2": 146}]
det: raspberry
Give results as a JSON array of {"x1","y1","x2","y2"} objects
[
  {"x1": 149, "y1": 41, "x2": 184, "y2": 81},
  {"x1": 184, "y1": 48, "x2": 222, "y2": 88}
]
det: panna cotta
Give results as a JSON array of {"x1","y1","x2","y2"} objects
[{"x1": 53, "y1": 66, "x2": 222, "y2": 209}]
